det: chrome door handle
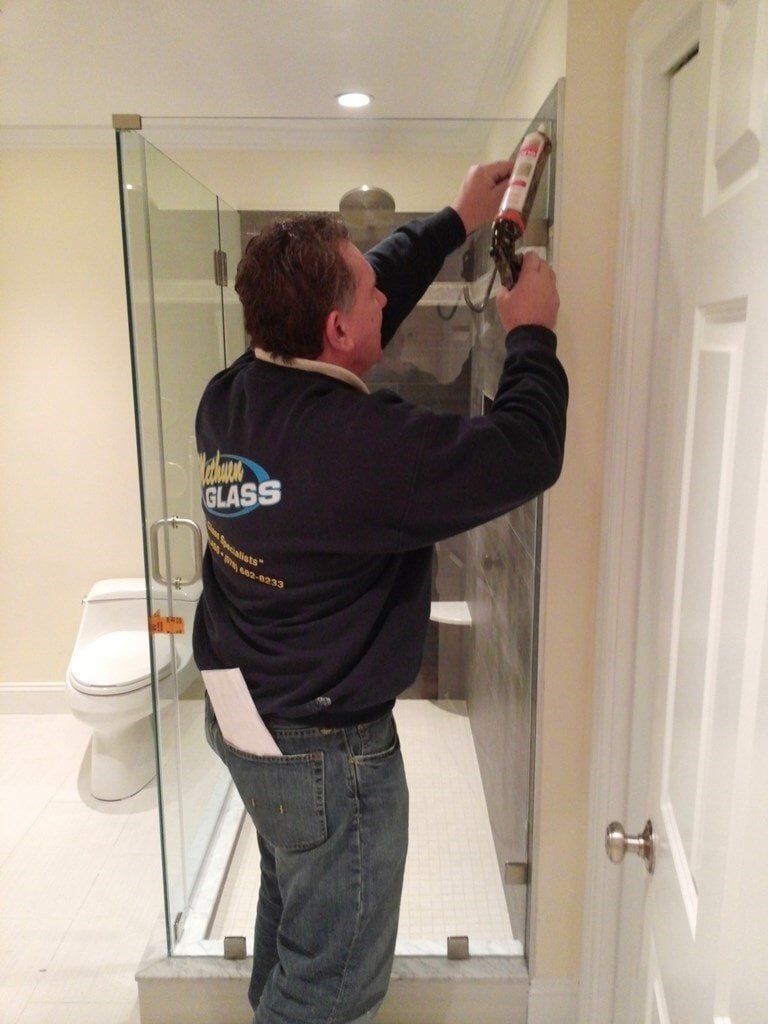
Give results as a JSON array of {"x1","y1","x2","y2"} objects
[
  {"x1": 149, "y1": 517, "x2": 203, "y2": 588},
  {"x1": 605, "y1": 819, "x2": 656, "y2": 874}
]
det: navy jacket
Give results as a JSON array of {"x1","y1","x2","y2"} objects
[{"x1": 193, "y1": 207, "x2": 568, "y2": 725}]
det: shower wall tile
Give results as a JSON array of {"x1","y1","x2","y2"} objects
[
  {"x1": 507, "y1": 498, "x2": 539, "y2": 561},
  {"x1": 477, "y1": 345, "x2": 503, "y2": 402},
  {"x1": 435, "y1": 534, "x2": 468, "y2": 701},
  {"x1": 466, "y1": 302, "x2": 540, "y2": 949}
]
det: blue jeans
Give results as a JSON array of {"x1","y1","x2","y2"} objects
[{"x1": 205, "y1": 697, "x2": 409, "y2": 1024}]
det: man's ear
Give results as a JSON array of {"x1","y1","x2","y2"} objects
[{"x1": 322, "y1": 308, "x2": 353, "y2": 356}]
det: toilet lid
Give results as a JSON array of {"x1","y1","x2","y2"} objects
[{"x1": 70, "y1": 631, "x2": 176, "y2": 695}]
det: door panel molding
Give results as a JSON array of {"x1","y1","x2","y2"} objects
[
  {"x1": 661, "y1": 330, "x2": 742, "y2": 937},
  {"x1": 705, "y1": 0, "x2": 767, "y2": 206},
  {"x1": 578, "y1": 2, "x2": 703, "y2": 1021}
]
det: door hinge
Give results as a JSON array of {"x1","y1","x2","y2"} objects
[
  {"x1": 112, "y1": 113, "x2": 143, "y2": 130},
  {"x1": 213, "y1": 249, "x2": 228, "y2": 288}
]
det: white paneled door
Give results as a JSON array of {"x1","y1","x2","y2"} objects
[{"x1": 619, "y1": 0, "x2": 768, "y2": 1020}]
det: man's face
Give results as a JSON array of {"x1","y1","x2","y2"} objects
[{"x1": 338, "y1": 241, "x2": 387, "y2": 376}]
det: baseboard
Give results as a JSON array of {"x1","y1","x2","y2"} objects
[
  {"x1": 0, "y1": 682, "x2": 68, "y2": 714},
  {"x1": 528, "y1": 977, "x2": 579, "y2": 1024}
]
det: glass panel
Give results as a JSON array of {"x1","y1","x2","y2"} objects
[
  {"x1": 128, "y1": 109, "x2": 558, "y2": 960},
  {"x1": 217, "y1": 196, "x2": 247, "y2": 364},
  {"x1": 116, "y1": 131, "x2": 233, "y2": 952}
]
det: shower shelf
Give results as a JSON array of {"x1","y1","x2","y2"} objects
[{"x1": 429, "y1": 601, "x2": 472, "y2": 626}]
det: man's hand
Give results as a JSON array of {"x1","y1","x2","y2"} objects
[
  {"x1": 496, "y1": 252, "x2": 559, "y2": 333},
  {"x1": 450, "y1": 160, "x2": 514, "y2": 235}
]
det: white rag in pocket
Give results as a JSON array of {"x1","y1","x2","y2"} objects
[{"x1": 201, "y1": 668, "x2": 282, "y2": 756}]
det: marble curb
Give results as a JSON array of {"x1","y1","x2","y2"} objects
[{"x1": 138, "y1": 945, "x2": 526, "y2": 984}]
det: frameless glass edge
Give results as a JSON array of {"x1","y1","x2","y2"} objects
[
  {"x1": 138, "y1": 116, "x2": 555, "y2": 166},
  {"x1": 523, "y1": 79, "x2": 563, "y2": 961},
  {"x1": 115, "y1": 128, "x2": 175, "y2": 957}
]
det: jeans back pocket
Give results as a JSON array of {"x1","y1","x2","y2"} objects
[{"x1": 225, "y1": 748, "x2": 327, "y2": 852}]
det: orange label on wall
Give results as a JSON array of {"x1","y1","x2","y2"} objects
[{"x1": 148, "y1": 612, "x2": 185, "y2": 635}]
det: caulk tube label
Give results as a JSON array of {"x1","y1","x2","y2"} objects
[{"x1": 498, "y1": 128, "x2": 550, "y2": 228}]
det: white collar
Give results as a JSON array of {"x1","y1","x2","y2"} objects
[{"x1": 252, "y1": 347, "x2": 370, "y2": 394}]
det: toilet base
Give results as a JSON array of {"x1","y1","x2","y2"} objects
[{"x1": 90, "y1": 714, "x2": 156, "y2": 801}]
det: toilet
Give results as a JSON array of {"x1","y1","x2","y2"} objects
[{"x1": 66, "y1": 577, "x2": 201, "y2": 801}]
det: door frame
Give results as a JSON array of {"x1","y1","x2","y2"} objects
[{"x1": 577, "y1": 1, "x2": 702, "y2": 1020}]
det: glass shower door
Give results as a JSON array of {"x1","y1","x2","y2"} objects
[{"x1": 116, "y1": 130, "x2": 241, "y2": 952}]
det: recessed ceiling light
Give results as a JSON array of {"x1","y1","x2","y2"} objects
[{"x1": 337, "y1": 92, "x2": 372, "y2": 109}]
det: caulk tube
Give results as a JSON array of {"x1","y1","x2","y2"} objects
[
  {"x1": 498, "y1": 125, "x2": 551, "y2": 234},
  {"x1": 491, "y1": 125, "x2": 552, "y2": 288}
]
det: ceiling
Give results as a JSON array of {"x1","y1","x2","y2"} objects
[{"x1": 1, "y1": 0, "x2": 546, "y2": 134}]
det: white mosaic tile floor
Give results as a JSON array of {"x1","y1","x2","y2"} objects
[{"x1": 209, "y1": 700, "x2": 521, "y2": 956}]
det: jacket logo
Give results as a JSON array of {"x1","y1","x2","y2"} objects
[{"x1": 199, "y1": 451, "x2": 282, "y2": 518}]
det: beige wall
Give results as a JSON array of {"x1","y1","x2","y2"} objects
[
  {"x1": 158, "y1": 148, "x2": 478, "y2": 213},
  {"x1": 0, "y1": 147, "x2": 144, "y2": 682},
  {"x1": 529, "y1": 0, "x2": 643, "y2": 981},
  {"x1": 482, "y1": 0, "x2": 568, "y2": 165},
  {"x1": 507, "y1": 0, "x2": 567, "y2": 118}
]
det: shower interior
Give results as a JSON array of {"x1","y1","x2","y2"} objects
[{"x1": 118, "y1": 97, "x2": 559, "y2": 1012}]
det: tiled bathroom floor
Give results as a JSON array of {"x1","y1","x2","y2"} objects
[
  {"x1": 0, "y1": 701, "x2": 519, "y2": 1024},
  {"x1": 210, "y1": 700, "x2": 520, "y2": 956},
  {"x1": 0, "y1": 713, "x2": 153, "y2": 1024}
]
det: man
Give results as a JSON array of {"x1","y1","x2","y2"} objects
[{"x1": 195, "y1": 160, "x2": 567, "y2": 1024}]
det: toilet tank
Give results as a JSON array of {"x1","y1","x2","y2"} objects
[
  {"x1": 85, "y1": 578, "x2": 150, "y2": 603},
  {"x1": 85, "y1": 578, "x2": 201, "y2": 604},
  {"x1": 77, "y1": 579, "x2": 201, "y2": 645}
]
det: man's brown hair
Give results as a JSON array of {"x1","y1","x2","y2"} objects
[{"x1": 235, "y1": 214, "x2": 356, "y2": 360}]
